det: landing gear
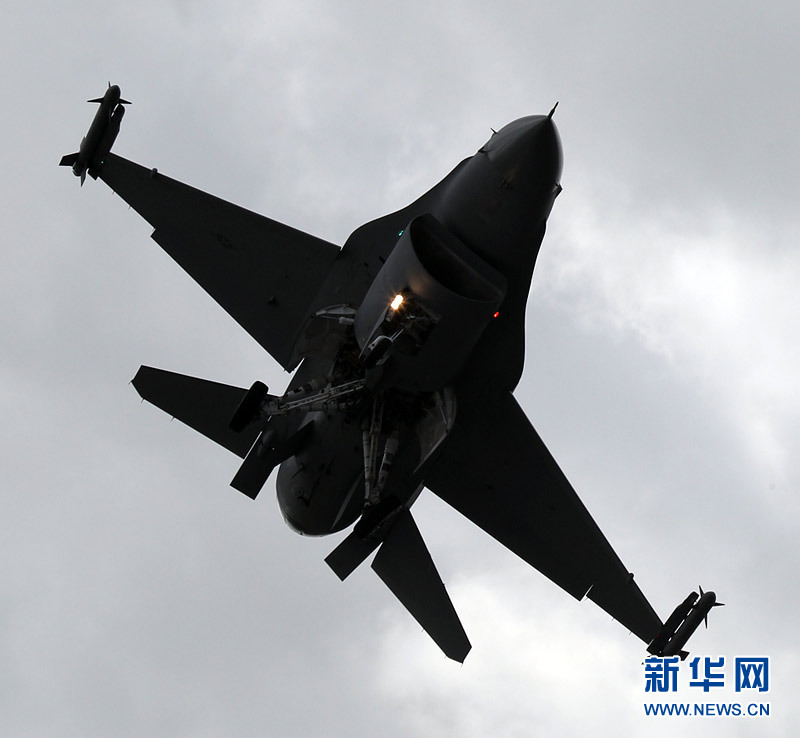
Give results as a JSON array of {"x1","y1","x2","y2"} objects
[
  {"x1": 360, "y1": 393, "x2": 403, "y2": 507},
  {"x1": 227, "y1": 297, "x2": 456, "y2": 518}
]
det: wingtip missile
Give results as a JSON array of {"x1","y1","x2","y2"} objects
[
  {"x1": 88, "y1": 83, "x2": 131, "y2": 105},
  {"x1": 647, "y1": 588, "x2": 722, "y2": 659},
  {"x1": 698, "y1": 585, "x2": 725, "y2": 628},
  {"x1": 60, "y1": 84, "x2": 129, "y2": 182}
]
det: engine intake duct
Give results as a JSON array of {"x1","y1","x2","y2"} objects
[{"x1": 355, "y1": 214, "x2": 507, "y2": 391}]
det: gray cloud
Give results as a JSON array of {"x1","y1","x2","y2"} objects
[{"x1": 3, "y1": 1, "x2": 795, "y2": 735}]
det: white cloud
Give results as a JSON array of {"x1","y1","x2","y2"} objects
[{"x1": 543, "y1": 186, "x2": 800, "y2": 482}]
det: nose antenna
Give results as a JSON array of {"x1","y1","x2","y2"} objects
[{"x1": 548, "y1": 102, "x2": 559, "y2": 119}]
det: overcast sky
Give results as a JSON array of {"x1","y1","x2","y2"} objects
[{"x1": 3, "y1": 1, "x2": 798, "y2": 736}]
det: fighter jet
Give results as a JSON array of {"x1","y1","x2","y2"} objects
[{"x1": 61, "y1": 88, "x2": 718, "y2": 662}]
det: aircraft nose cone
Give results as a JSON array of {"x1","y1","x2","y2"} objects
[{"x1": 483, "y1": 114, "x2": 563, "y2": 187}]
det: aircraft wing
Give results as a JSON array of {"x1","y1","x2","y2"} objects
[
  {"x1": 98, "y1": 154, "x2": 340, "y2": 371},
  {"x1": 426, "y1": 390, "x2": 663, "y2": 644}
]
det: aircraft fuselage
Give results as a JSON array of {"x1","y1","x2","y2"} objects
[
  {"x1": 276, "y1": 114, "x2": 563, "y2": 536},
  {"x1": 65, "y1": 93, "x2": 714, "y2": 661}
]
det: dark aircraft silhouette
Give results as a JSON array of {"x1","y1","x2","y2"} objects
[
  {"x1": 61, "y1": 88, "x2": 718, "y2": 662},
  {"x1": 59, "y1": 84, "x2": 129, "y2": 185}
]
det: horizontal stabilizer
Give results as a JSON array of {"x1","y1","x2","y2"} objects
[
  {"x1": 372, "y1": 509, "x2": 471, "y2": 663},
  {"x1": 132, "y1": 366, "x2": 261, "y2": 457},
  {"x1": 59, "y1": 152, "x2": 78, "y2": 167}
]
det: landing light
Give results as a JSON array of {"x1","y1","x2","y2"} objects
[{"x1": 390, "y1": 294, "x2": 404, "y2": 311}]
